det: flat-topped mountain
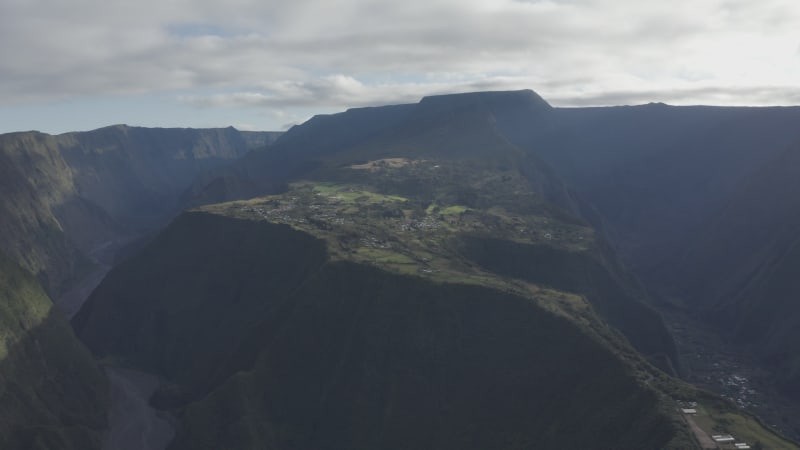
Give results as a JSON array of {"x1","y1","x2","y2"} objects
[{"x1": 183, "y1": 90, "x2": 676, "y2": 367}]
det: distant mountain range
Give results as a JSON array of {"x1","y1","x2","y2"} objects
[{"x1": 2, "y1": 90, "x2": 800, "y2": 449}]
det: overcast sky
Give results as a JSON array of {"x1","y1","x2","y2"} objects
[{"x1": 2, "y1": 0, "x2": 800, "y2": 133}]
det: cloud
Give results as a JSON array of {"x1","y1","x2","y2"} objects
[
  {"x1": 1, "y1": 0, "x2": 800, "y2": 128},
  {"x1": 177, "y1": 74, "x2": 541, "y2": 110},
  {"x1": 549, "y1": 85, "x2": 800, "y2": 106}
]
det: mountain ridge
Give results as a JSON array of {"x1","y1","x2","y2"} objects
[{"x1": 0, "y1": 125, "x2": 275, "y2": 299}]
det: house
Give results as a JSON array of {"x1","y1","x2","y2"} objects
[
  {"x1": 681, "y1": 408, "x2": 697, "y2": 414},
  {"x1": 712, "y1": 434, "x2": 735, "y2": 443}
]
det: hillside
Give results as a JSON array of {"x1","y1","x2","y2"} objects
[
  {"x1": 73, "y1": 203, "x2": 698, "y2": 450},
  {"x1": 0, "y1": 124, "x2": 271, "y2": 449},
  {"x1": 504, "y1": 101, "x2": 800, "y2": 432},
  {"x1": 517, "y1": 104, "x2": 800, "y2": 275},
  {"x1": 474, "y1": 96, "x2": 800, "y2": 441},
  {"x1": 181, "y1": 91, "x2": 678, "y2": 368},
  {"x1": 0, "y1": 252, "x2": 108, "y2": 450},
  {"x1": 0, "y1": 125, "x2": 260, "y2": 299}
]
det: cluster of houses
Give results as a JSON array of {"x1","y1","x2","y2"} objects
[
  {"x1": 710, "y1": 435, "x2": 750, "y2": 449},
  {"x1": 680, "y1": 402, "x2": 752, "y2": 449}
]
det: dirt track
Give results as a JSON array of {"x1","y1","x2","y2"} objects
[{"x1": 685, "y1": 414, "x2": 718, "y2": 449}]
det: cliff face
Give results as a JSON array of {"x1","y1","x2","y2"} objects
[
  {"x1": 0, "y1": 252, "x2": 108, "y2": 450},
  {"x1": 458, "y1": 236, "x2": 679, "y2": 371},
  {"x1": 0, "y1": 125, "x2": 253, "y2": 297},
  {"x1": 73, "y1": 211, "x2": 697, "y2": 450},
  {"x1": 0, "y1": 125, "x2": 268, "y2": 449},
  {"x1": 674, "y1": 144, "x2": 800, "y2": 401}
]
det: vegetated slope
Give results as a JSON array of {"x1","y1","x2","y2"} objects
[
  {"x1": 73, "y1": 207, "x2": 697, "y2": 450},
  {"x1": 0, "y1": 125, "x2": 256, "y2": 297},
  {"x1": 669, "y1": 143, "x2": 800, "y2": 401},
  {"x1": 0, "y1": 252, "x2": 108, "y2": 450},
  {"x1": 181, "y1": 90, "x2": 677, "y2": 367}
]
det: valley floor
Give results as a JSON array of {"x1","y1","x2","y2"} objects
[
  {"x1": 660, "y1": 304, "x2": 800, "y2": 442},
  {"x1": 104, "y1": 367, "x2": 175, "y2": 450}
]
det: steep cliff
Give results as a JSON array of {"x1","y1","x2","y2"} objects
[
  {"x1": 0, "y1": 125, "x2": 254, "y2": 297},
  {"x1": 0, "y1": 253, "x2": 108, "y2": 450}
]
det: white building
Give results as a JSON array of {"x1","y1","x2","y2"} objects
[{"x1": 712, "y1": 434, "x2": 735, "y2": 443}]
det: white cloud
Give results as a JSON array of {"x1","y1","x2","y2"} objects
[{"x1": 2, "y1": 0, "x2": 800, "y2": 131}]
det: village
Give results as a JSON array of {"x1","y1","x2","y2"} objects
[
  {"x1": 217, "y1": 172, "x2": 593, "y2": 280},
  {"x1": 679, "y1": 400, "x2": 756, "y2": 449},
  {"x1": 665, "y1": 310, "x2": 800, "y2": 443}
]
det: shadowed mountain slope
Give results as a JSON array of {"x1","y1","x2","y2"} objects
[
  {"x1": 0, "y1": 252, "x2": 108, "y2": 450},
  {"x1": 497, "y1": 100, "x2": 800, "y2": 426},
  {"x1": 0, "y1": 125, "x2": 260, "y2": 298},
  {"x1": 669, "y1": 143, "x2": 800, "y2": 401},
  {"x1": 73, "y1": 209, "x2": 698, "y2": 450},
  {"x1": 0, "y1": 125, "x2": 273, "y2": 448},
  {"x1": 522, "y1": 104, "x2": 800, "y2": 278}
]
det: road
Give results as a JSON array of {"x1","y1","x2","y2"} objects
[
  {"x1": 104, "y1": 367, "x2": 176, "y2": 450},
  {"x1": 684, "y1": 414, "x2": 718, "y2": 449}
]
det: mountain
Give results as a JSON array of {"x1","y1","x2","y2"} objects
[
  {"x1": 73, "y1": 204, "x2": 697, "y2": 450},
  {"x1": 181, "y1": 91, "x2": 679, "y2": 368},
  {"x1": 0, "y1": 125, "x2": 268, "y2": 300},
  {"x1": 0, "y1": 124, "x2": 274, "y2": 448},
  {"x1": 72, "y1": 90, "x2": 724, "y2": 449},
  {"x1": 0, "y1": 252, "x2": 108, "y2": 450}
]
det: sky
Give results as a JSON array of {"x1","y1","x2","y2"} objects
[{"x1": 2, "y1": 0, "x2": 800, "y2": 134}]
